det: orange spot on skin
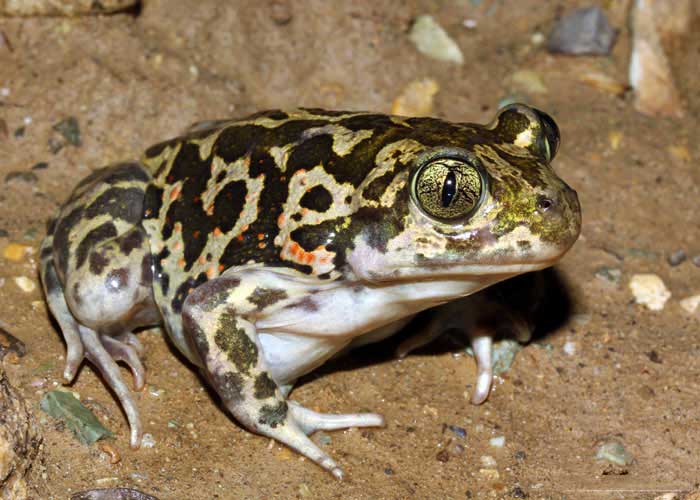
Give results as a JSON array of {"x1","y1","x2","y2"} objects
[
  {"x1": 173, "y1": 241, "x2": 182, "y2": 251},
  {"x1": 174, "y1": 223, "x2": 182, "y2": 233},
  {"x1": 213, "y1": 227, "x2": 223, "y2": 237},
  {"x1": 218, "y1": 264, "x2": 225, "y2": 272},
  {"x1": 193, "y1": 230, "x2": 201, "y2": 239},
  {"x1": 178, "y1": 258, "x2": 185, "y2": 268},
  {"x1": 241, "y1": 225, "x2": 249, "y2": 233},
  {"x1": 258, "y1": 242, "x2": 266, "y2": 249},
  {"x1": 237, "y1": 234, "x2": 245, "y2": 242},
  {"x1": 277, "y1": 213, "x2": 286, "y2": 227},
  {"x1": 257, "y1": 233, "x2": 265, "y2": 241},
  {"x1": 206, "y1": 205, "x2": 214, "y2": 216},
  {"x1": 169, "y1": 185, "x2": 181, "y2": 201},
  {"x1": 206, "y1": 266, "x2": 216, "y2": 279},
  {"x1": 198, "y1": 255, "x2": 206, "y2": 265}
]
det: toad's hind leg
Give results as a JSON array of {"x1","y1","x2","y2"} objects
[
  {"x1": 182, "y1": 276, "x2": 384, "y2": 479},
  {"x1": 40, "y1": 163, "x2": 161, "y2": 448}
]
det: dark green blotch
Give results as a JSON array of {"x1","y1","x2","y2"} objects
[
  {"x1": 253, "y1": 373, "x2": 277, "y2": 399},
  {"x1": 258, "y1": 401, "x2": 288, "y2": 429},
  {"x1": 214, "y1": 312, "x2": 258, "y2": 374},
  {"x1": 217, "y1": 371, "x2": 246, "y2": 403},
  {"x1": 247, "y1": 287, "x2": 288, "y2": 310}
]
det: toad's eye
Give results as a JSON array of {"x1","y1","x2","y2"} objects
[{"x1": 411, "y1": 157, "x2": 485, "y2": 222}]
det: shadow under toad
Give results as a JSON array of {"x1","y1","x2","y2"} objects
[{"x1": 298, "y1": 266, "x2": 576, "y2": 388}]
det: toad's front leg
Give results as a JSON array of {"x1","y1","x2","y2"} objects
[{"x1": 181, "y1": 274, "x2": 384, "y2": 479}]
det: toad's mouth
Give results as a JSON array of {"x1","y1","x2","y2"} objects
[{"x1": 356, "y1": 259, "x2": 559, "y2": 284}]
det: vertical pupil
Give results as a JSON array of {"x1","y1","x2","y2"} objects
[{"x1": 441, "y1": 170, "x2": 457, "y2": 207}]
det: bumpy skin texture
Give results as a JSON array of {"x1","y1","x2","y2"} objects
[{"x1": 40, "y1": 105, "x2": 581, "y2": 478}]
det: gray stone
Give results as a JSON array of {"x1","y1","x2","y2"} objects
[{"x1": 548, "y1": 7, "x2": 617, "y2": 55}]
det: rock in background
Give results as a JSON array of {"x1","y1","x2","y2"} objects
[
  {"x1": 0, "y1": 0, "x2": 137, "y2": 16},
  {"x1": 0, "y1": 371, "x2": 42, "y2": 500},
  {"x1": 629, "y1": 0, "x2": 692, "y2": 117}
]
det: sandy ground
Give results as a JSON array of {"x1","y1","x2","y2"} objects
[{"x1": 1, "y1": 1, "x2": 700, "y2": 498}]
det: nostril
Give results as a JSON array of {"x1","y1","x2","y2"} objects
[{"x1": 536, "y1": 196, "x2": 554, "y2": 213}]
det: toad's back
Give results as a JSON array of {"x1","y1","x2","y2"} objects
[{"x1": 139, "y1": 108, "x2": 504, "y2": 337}]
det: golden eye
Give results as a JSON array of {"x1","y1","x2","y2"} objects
[{"x1": 412, "y1": 157, "x2": 484, "y2": 222}]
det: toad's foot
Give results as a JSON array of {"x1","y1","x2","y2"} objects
[
  {"x1": 469, "y1": 334, "x2": 493, "y2": 405},
  {"x1": 394, "y1": 298, "x2": 498, "y2": 405},
  {"x1": 79, "y1": 326, "x2": 144, "y2": 448},
  {"x1": 288, "y1": 401, "x2": 384, "y2": 435}
]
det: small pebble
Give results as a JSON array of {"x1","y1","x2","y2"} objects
[
  {"x1": 512, "y1": 486, "x2": 528, "y2": 498},
  {"x1": 31, "y1": 162, "x2": 49, "y2": 170},
  {"x1": 384, "y1": 467, "x2": 394, "y2": 475},
  {"x1": 71, "y1": 488, "x2": 158, "y2": 500},
  {"x1": 647, "y1": 350, "x2": 662, "y2": 364},
  {"x1": 52, "y1": 117, "x2": 81, "y2": 147},
  {"x1": 608, "y1": 130, "x2": 623, "y2": 151},
  {"x1": 23, "y1": 116, "x2": 32, "y2": 126},
  {"x1": 654, "y1": 494, "x2": 680, "y2": 500},
  {"x1": 98, "y1": 441, "x2": 121, "y2": 464},
  {"x1": 391, "y1": 78, "x2": 439, "y2": 117},
  {"x1": 531, "y1": 31, "x2": 545, "y2": 46},
  {"x1": 667, "y1": 250, "x2": 686, "y2": 266},
  {"x1": 480, "y1": 455, "x2": 497, "y2": 467},
  {"x1": 269, "y1": 0, "x2": 292, "y2": 25},
  {"x1": 514, "y1": 450, "x2": 526, "y2": 461},
  {"x1": 5, "y1": 171, "x2": 38, "y2": 185},
  {"x1": 463, "y1": 18, "x2": 477, "y2": 29},
  {"x1": 563, "y1": 341, "x2": 577, "y2": 356},
  {"x1": 409, "y1": 15, "x2": 464, "y2": 64},
  {"x1": 0, "y1": 326, "x2": 27, "y2": 362},
  {"x1": 148, "y1": 385, "x2": 164, "y2": 397},
  {"x1": 668, "y1": 145, "x2": 691, "y2": 162},
  {"x1": 693, "y1": 255, "x2": 700, "y2": 267},
  {"x1": 141, "y1": 433, "x2": 156, "y2": 448},
  {"x1": 436, "y1": 450, "x2": 450, "y2": 463},
  {"x1": 679, "y1": 295, "x2": 700, "y2": 314},
  {"x1": 478, "y1": 468, "x2": 500, "y2": 480},
  {"x1": 14, "y1": 126, "x2": 25, "y2": 138},
  {"x1": 13, "y1": 276, "x2": 36, "y2": 293},
  {"x1": 579, "y1": 72, "x2": 628, "y2": 96},
  {"x1": 492, "y1": 339, "x2": 522, "y2": 374},
  {"x1": 3, "y1": 243, "x2": 34, "y2": 261},
  {"x1": 596, "y1": 441, "x2": 632, "y2": 466},
  {"x1": 48, "y1": 137, "x2": 63, "y2": 154},
  {"x1": 595, "y1": 266, "x2": 621, "y2": 284},
  {"x1": 548, "y1": 6, "x2": 617, "y2": 55},
  {"x1": 445, "y1": 424, "x2": 467, "y2": 438},
  {"x1": 510, "y1": 70, "x2": 547, "y2": 94},
  {"x1": 489, "y1": 436, "x2": 505, "y2": 448},
  {"x1": 298, "y1": 483, "x2": 311, "y2": 498},
  {"x1": 629, "y1": 274, "x2": 671, "y2": 311},
  {"x1": 317, "y1": 433, "x2": 331, "y2": 446}
]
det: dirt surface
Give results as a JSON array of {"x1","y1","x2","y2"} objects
[{"x1": 1, "y1": 1, "x2": 700, "y2": 498}]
